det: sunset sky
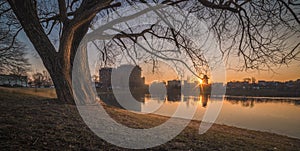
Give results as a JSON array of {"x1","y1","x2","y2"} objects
[{"x1": 19, "y1": 31, "x2": 300, "y2": 83}]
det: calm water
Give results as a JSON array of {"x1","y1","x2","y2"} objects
[{"x1": 100, "y1": 94, "x2": 300, "y2": 139}]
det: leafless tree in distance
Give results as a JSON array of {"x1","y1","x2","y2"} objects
[{"x1": 0, "y1": 27, "x2": 30, "y2": 75}]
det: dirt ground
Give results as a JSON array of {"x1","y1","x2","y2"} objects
[{"x1": 1, "y1": 88, "x2": 300, "y2": 150}]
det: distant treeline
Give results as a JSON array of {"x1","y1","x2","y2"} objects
[{"x1": 225, "y1": 88, "x2": 300, "y2": 97}]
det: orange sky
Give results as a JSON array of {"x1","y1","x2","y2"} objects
[
  {"x1": 19, "y1": 31, "x2": 299, "y2": 83},
  {"x1": 226, "y1": 62, "x2": 300, "y2": 82},
  {"x1": 140, "y1": 60, "x2": 300, "y2": 84},
  {"x1": 28, "y1": 56, "x2": 300, "y2": 84},
  {"x1": 28, "y1": 53, "x2": 300, "y2": 84},
  {"x1": 140, "y1": 62, "x2": 178, "y2": 84}
]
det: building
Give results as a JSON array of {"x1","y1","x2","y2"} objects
[
  {"x1": 117, "y1": 65, "x2": 145, "y2": 89},
  {"x1": 166, "y1": 80, "x2": 181, "y2": 96},
  {"x1": 167, "y1": 80, "x2": 181, "y2": 89},
  {"x1": 149, "y1": 81, "x2": 167, "y2": 98},
  {"x1": 0, "y1": 74, "x2": 28, "y2": 87},
  {"x1": 99, "y1": 65, "x2": 146, "y2": 90}
]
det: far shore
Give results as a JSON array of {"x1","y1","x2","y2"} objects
[
  {"x1": 1, "y1": 86, "x2": 300, "y2": 99},
  {"x1": 1, "y1": 87, "x2": 300, "y2": 150}
]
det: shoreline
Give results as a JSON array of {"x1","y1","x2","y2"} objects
[
  {"x1": 225, "y1": 95, "x2": 300, "y2": 100},
  {"x1": 1, "y1": 88, "x2": 300, "y2": 150},
  {"x1": 1, "y1": 86, "x2": 300, "y2": 138},
  {"x1": 1, "y1": 86, "x2": 300, "y2": 99},
  {"x1": 225, "y1": 88, "x2": 300, "y2": 97}
]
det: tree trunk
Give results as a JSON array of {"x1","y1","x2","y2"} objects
[
  {"x1": 50, "y1": 69, "x2": 75, "y2": 104},
  {"x1": 8, "y1": 0, "x2": 96, "y2": 104},
  {"x1": 47, "y1": 35, "x2": 95, "y2": 105}
]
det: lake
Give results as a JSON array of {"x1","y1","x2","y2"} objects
[{"x1": 99, "y1": 93, "x2": 300, "y2": 139}]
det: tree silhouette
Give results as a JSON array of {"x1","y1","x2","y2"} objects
[
  {"x1": 2, "y1": 0, "x2": 299, "y2": 104},
  {"x1": 32, "y1": 72, "x2": 44, "y2": 88},
  {"x1": 0, "y1": 27, "x2": 30, "y2": 75}
]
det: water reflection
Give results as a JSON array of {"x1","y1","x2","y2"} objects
[
  {"x1": 98, "y1": 91, "x2": 300, "y2": 139},
  {"x1": 99, "y1": 92, "x2": 300, "y2": 110},
  {"x1": 99, "y1": 92, "x2": 213, "y2": 110},
  {"x1": 225, "y1": 96, "x2": 300, "y2": 107},
  {"x1": 99, "y1": 92, "x2": 146, "y2": 111}
]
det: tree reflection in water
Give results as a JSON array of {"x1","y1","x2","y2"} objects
[{"x1": 98, "y1": 90, "x2": 300, "y2": 111}]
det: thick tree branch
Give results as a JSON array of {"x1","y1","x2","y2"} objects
[
  {"x1": 7, "y1": 0, "x2": 57, "y2": 72},
  {"x1": 71, "y1": 0, "x2": 119, "y2": 29},
  {"x1": 197, "y1": 0, "x2": 239, "y2": 13},
  {"x1": 58, "y1": 0, "x2": 68, "y2": 22}
]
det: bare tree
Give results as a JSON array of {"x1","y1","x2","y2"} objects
[
  {"x1": 193, "y1": 0, "x2": 300, "y2": 70},
  {"x1": 2, "y1": 0, "x2": 299, "y2": 104},
  {"x1": 42, "y1": 70, "x2": 53, "y2": 87},
  {"x1": 0, "y1": 27, "x2": 30, "y2": 75},
  {"x1": 32, "y1": 72, "x2": 44, "y2": 88}
]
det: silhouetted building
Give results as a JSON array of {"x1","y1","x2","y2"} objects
[
  {"x1": 99, "y1": 65, "x2": 146, "y2": 91},
  {"x1": 167, "y1": 80, "x2": 181, "y2": 89},
  {"x1": 112, "y1": 65, "x2": 145, "y2": 89},
  {"x1": 120, "y1": 65, "x2": 145, "y2": 89},
  {"x1": 166, "y1": 80, "x2": 182, "y2": 101},
  {"x1": 149, "y1": 81, "x2": 167, "y2": 98},
  {"x1": 167, "y1": 80, "x2": 181, "y2": 96}
]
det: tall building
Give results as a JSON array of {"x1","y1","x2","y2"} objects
[
  {"x1": 166, "y1": 79, "x2": 181, "y2": 98},
  {"x1": 99, "y1": 65, "x2": 145, "y2": 90},
  {"x1": 167, "y1": 80, "x2": 181, "y2": 89}
]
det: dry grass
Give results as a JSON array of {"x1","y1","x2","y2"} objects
[
  {"x1": 1, "y1": 88, "x2": 300, "y2": 150},
  {"x1": 0, "y1": 87, "x2": 57, "y2": 98}
]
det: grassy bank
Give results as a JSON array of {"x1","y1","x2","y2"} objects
[
  {"x1": 0, "y1": 87, "x2": 56, "y2": 98},
  {"x1": 1, "y1": 88, "x2": 300, "y2": 150}
]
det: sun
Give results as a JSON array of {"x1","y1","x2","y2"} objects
[{"x1": 198, "y1": 78, "x2": 203, "y2": 85}]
